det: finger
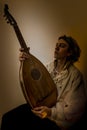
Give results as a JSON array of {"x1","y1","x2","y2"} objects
[
  {"x1": 23, "y1": 52, "x2": 30, "y2": 58},
  {"x1": 19, "y1": 57, "x2": 25, "y2": 61},
  {"x1": 33, "y1": 106, "x2": 44, "y2": 111},
  {"x1": 41, "y1": 112, "x2": 47, "y2": 118},
  {"x1": 19, "y1": 52, "x2": 29, "y2": 58},
  {"x1": 31, "y1": 109, "x2": 42, "y2": 117},
  {"x1": 31, "y1": 109, "x2": 41, "y2": 114},
  {"x1": 19, "y1": 48, "x2": 24, "y2": 52}
]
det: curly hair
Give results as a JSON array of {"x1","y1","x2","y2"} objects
[{"x1": 58, "y1": 35, "x2": 81, "y2": 63}]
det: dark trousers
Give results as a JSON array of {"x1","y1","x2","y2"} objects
[
  {"x1": 1, "y1": 103, "x2": 87, "y2": 130},
  {"x1": 1, "y1": 103, "x2": 60, "y2": 130}
]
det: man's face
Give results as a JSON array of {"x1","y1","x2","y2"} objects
[{"x1": 54, "y1": 39, "x2": 70, "y2": 60}]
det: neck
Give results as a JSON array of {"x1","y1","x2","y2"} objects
[{"x1": 55, "y1": 58, "x2": 66, "y2": 72}]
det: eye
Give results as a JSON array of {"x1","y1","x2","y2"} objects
[
  {"x1": 60, "y1": 43, "x2": 66, "y2": 48},
  {"x1": 55, "y1": 43, "x2": 68, "y2": 50},
  {"x1": 59, "y1": 43, "x2": 68, "y2": 48}
]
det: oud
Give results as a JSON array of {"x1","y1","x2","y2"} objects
[{"x1": 4, "y1": 4, "x2": 57, "y2": 108}]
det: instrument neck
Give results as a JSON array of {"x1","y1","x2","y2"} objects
[{"x1": 13, "y1": 24, "x2": 29, "y2": 53}]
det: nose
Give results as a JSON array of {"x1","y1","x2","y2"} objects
[{"x1": 55, "y1": 46, "x2": 59, "y2": 51}]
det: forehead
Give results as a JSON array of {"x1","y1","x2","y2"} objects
[
  {"x1": 57, "y1": 39, "x2": 69, "y2": 45},
  {"x1": 56, "y1": 39, "x2": 69, "y2": 48}
]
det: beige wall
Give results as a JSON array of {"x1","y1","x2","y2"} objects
[{"x1": 0, "y1": 0, "x2": 87, "y2": 125}]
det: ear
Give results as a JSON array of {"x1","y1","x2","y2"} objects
[{"x1": 67, "y1": 51, "x2": 72, "y2": 56}]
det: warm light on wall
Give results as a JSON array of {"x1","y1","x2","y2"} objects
[{"x1": 0, "y1": 0, "x2": 87, "y2": 125}]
